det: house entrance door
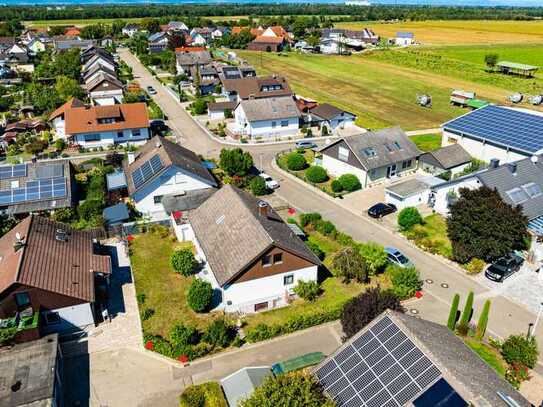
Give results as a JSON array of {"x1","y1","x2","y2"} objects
[{"x1": 387, "y1": 164, "x2": 397, "y2": 178}]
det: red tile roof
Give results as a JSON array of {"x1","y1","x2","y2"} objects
[
  {"x1": 175, "y1": 46, "x2": 206, "y2": 53},
  {"x1": 49, "y1": 98, "x2": 85, "y2": 121}
]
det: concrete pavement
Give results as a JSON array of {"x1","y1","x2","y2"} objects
[{"x1": 119, "y1": 47, "x2": 543, "y2": 354}]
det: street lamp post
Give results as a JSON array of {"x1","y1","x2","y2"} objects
[{"x1": 531, "y1": 302, "x2": 543, "y2": 338}]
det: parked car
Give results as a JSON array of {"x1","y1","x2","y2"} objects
[
  {"x1": 259, "y1": 172, "x2": 279, "y2": 189},
  {"x1": 367, "y1": 203, "x2": 397, "y2": 218},
  {"x1": 147, "y1": 86, "x2": 157, "y2": 95},
  {"x1": 295, "y1": 140, "x2": 317, "y2": 149},
  {"x1": 485, "y1": 253, "x2": 524, "y2": 282},
  {"x1": 385, "y1": 247, "x2": 414, "y2": 268}
]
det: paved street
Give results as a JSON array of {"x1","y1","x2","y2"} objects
[{"x1": 118, "y1": 47, "x2": 543, "y2": 362}]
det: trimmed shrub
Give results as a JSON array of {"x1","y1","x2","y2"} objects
[
  {"x1": 180, "y1": 382, "x2": 227, "y2": 407},
  {"x1": 179, "y1": 385, "x2": 205, "y2": 407},
  {"x1": 293, "y1": 280, "x2": 322, "y2": 302},
  {"x1": 398, "y1": 207, "x2": 423, "y2": 231},
  {"x1": 300, "y1": 212, "x2": 321, "y2": 227},
  {"x1": 171, "y1": 249, "x2": 198, "y2": 276},
  {"x1": 187, "y1": 279, "x2": 213, "y2": 313},
  {"x1": 447, "y1": 293, "x2": 460, "y2": 331},
  {"x1": 306, "y1": 241, "x2": 325, "y2": 260},
  {"x1": 338, "y1": 174, "x2": 361, "y2": 192},
  {"x1": 386, "y1": 265, "x2": 422, "y2": 300},
  {"x1": 169, "y1": 323, "x2": 200, "y2": 347},
  {"x1": 475, "y1": 300, "x2": 491, "y2": 340},
  {"x1": 331, "y1": 179, "x2": 343, "y2": 193},
  {"x1": 465, "y1": 258, "x2": 486, "y2": 274},
  {"x1": 203, "y1": 318, "x2": 235, "y2": 348},
  {"x1": 459, "y1": 291, "x2": 474, "y2": 328},
  {"x1": 286, "y1": 152, "x2": 307, "y2": 171},
  {"x1": 305, "y1": 166, "x2": 328, "y2": 183},
  {"x1": 501, "y1": 334, "x2": 539, "y2": 369},
  {"x1": 250, "y1": 176, "x2": 267, "y2": 196}
]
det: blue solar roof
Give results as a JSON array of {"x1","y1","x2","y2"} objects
[
  {"x1": 131, "y1": 154, "x2": 164, "y2": 190},
  {"x1": 443, "y1": 105, "x2": 543, "y2": 155},
  {"x1": 0, "y1": 177, "x2": 66, "y2": 205},
  {"x1": 528, "y1": 215, "x2": 543, "y2": 235},
  {"x1": 0, "y1": 164, "x2": 27, "y2": 180}
]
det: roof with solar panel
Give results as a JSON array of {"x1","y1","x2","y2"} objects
[
  {"x1": 443, "y1": 105, "x2": 543, "y2": 155},
  {"x1": 123, "y1": 136, "x2": 217, "y2": 195},
  {"x1": 314, "y1": 311, "x2": 529, "y2": 407},
  {"x1": 0, "y1": 160, "x2": 73, "y2": 215}
]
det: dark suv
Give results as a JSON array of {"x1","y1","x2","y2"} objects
[{"x1": 485, "y1": 253, "x2": 524, "y2": 282}]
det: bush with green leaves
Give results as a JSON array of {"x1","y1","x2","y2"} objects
[
  {"x1": 475, "y1": 300, "x2": 491, "y2": 340},
  {"x1": 332, "y1": 247, "x2": 368, "y2": 283},
  {"x1": 459, "y1": 291, "x2": 474, "y2": 328},
  {"x1": 338, "y1": 174, "x2": 361, "y2": 192},
  {"x1": 300, "y1": 212, "x2": 321, "y2": 227},
  {"x1": 179, "y1": 385, "x2": 205, "y2": 407},
  {"x1": 293, "y1": 280, "x2": 321, "y2": 302},
  {"x1": 386, "y1": 265, "x2": 422, "y2": 300},
  {"x1": 179, "y1": 382, "x2": 227, "y2": 407},
  {"x1": 306, "y1": 241, "x2": 325, "y2": 260},
  {"x1": 187, "y1": 279, "x2": 213, "y2": 313},
  {"x1": 398, "y1": 207, "x2": 423, "y2": 231},
  {"x1": 203, "y1": 318, "x2": 235, "y2": 348},
  {"x1": 169, "y1": 323, "x2": 200, "y2": 348},
  {"x1": 314, "y1": 220, "x2": 336, "y2": 236},
  {"x1": 0, "y1": 327, "x2": 17, "y2": 346},
  {"x1": 359, "y1": 242, "x2": 387, "y2": 275},
  {"x1": 250, "y1": 176, "x2": 267, "y2": 196},
  {"x1": 447, "y1": 293, "x2": 460, "y2": 331},
  {"x1": 171, "y1": 249, "x2": 197, "y2": 276},
  {"x1": 331, "y1": 179, "x2": 343, "y2": 193},
  {"x1": 219, "y1": 148, "x2": 254, "y2": 176},
  {"x1": 286, "y1": 152, "x2": 307, "y2": 171},
  {"x1": 305, "y1": 166, "x2": 328, "y2": 183},
  {"x1": 501, "y1": 334, "x2": 539, "y2": 369},
  {"x1": 465, "y1": 258, "x2": 485, "y2": 274}
]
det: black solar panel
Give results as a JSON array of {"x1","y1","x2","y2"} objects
[
  {"x1": 0, "y1": 164, "x2": 27, "y2": 180},
  {"x1": 132, "y1": 154, "x2": 164, "y2": 189},
  {"x1": 444, "y1": 105, "x2": 543, "y2": 154},
  {"x1": 314, "y1": 316, "x2": 443, "y2": 406},
  {"x1": 36, "y1": 164, "x2": 64, "y2": 179},
  {"x1": 0, "y1": 177, "x2": 66, "y2": 205}
]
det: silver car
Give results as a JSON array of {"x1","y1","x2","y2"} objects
[{"x1": 385, "y1": 247, "x2": 414, "y2": 268}]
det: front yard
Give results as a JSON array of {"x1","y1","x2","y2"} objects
[{"x1": 403, "y1": 213, "x2": 453, "y2": 259}]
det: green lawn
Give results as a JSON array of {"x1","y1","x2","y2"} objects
[
  {"x1": 464, "y1": 338, "x2": 507, "y2": 377},
  {"x1": 277, "y1": 151, "x2": 337, "y2": 196},
  {"x1": 130, "y1": 229, "x2": 222, "y2": 338},
  {"x1": 404, "y1": 214, "x2": 453, "y2": 259},
  {"x1": 432, "y1": 44, "x2": 543, "y2": 68},
  {"x1": 410, "y1": 133, "x2": 442, "y2": 152}
]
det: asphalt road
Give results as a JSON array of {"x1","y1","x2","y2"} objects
[{"x1": 119, "y1": 48, "x2": 543, "y2": 369}]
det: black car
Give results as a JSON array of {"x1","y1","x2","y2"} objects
[
  {"x1": 367, "y1": 203, "x2": 397, "y2": 218},
  {"x1": 485, "y1": 253, "x2": 524, "y2": 282}
]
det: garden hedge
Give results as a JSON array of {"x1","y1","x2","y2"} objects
[
  {"x1": 305, "y1": 166, "x2": 328, "y2": 183},
  {"x1": 286, "y1": 152, "x2": 307, "y2": 171},
  {"x1": 338, "y1": 174, "x2": 361, "y2": 192}
]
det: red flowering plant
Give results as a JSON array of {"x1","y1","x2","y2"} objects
[{"x1": 145, "y1": 340, "x2": 154, "y2": 350}]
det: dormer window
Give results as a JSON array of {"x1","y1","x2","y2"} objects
[
  {"x1": 364, "y1": 147, "x2": 377, "y2": 158},
  {"x1": 98, "y1": 117, "x2": 116, "y2": 124}
]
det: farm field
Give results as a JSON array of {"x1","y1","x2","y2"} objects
[
  {"x1": 335, "y1": 20, "x2": 543, "y2": 45},
  {"x1": 236, "y1": 50, "x2": 519, "y2": 130}
]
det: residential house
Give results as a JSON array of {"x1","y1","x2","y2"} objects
[
  {"x1": 212, "y1": 26, "x2": 229, "y2": 40},
  {"x1": 395, "y1": 31, "x2": 415, "y2": 46},
  {"x1": 307, "y1": 103, "x2": 356, "y2": 132},
  {"x1": 122, "y1": 136, "x2": 217, "y2": 221},
  {"x1": 221, "y1": 75, "x2": 292, "y2": 102},
  {"x1": 187, "y1": 185, "x2": 321, "y2": 313},
  {"x1": 85, "y1": 72, "x2": 124, "y2": 106},
  {"x1": 219, "y1": 65, "x2": 255, "y2": 81},
  {"x1": 419, "y1": 144, "x2": 472, "y2": 176},
  {"x1": 49, "y1": 100, "x2": 150, "y2": 148},
  {"x1": 82, "y1": 63, "x2": 117, "y2": 84},
  {"x1": 0, "y1": 43, "x2": 29, "y2": 66},
  {"x1": 321, "y1": 28, "x2": 379, "y2": 45},
  {"x1": 122, "y1": 23, "x2": 140, "y2": 38},
  {"x1": 314, "y1": 310, "x2": 530, "y2": 407},
  {"x1": 221, "y1": 367, "x2": 273, "y2": 407},
  {"x1": 233, "y1": 97, "x2": 300, "y2": 140},
  {"x1": 385, "y1": 175, "x2": 444, "y2": 210},
  {"x1": 80, "y1": 45, "x2": 114, "y2": 65},
  {"x1": 3, "y1": 119, "x2": 48, "y2": 143},
  {"x1": 175, "y1": 48, "x2": 213, "y2": 75},
  {"x1": 319, "y1": 127, "x2": 420, "y2": 188},
  {"x1": 64, "y1": 26, "x2": 81, "y2": 38},
  {"x1": 0, "y1": 215, "x2": 111, "y2": 334},
  {"x1": 0, "y1": 160, "x2": 74, "y2": 216},
  {"x1": 148, "y1": 32, "x2": 169, "y2": 53},
  {"x1": 53, "y1": 38, "x2": 94, "y2": 51},
  {"x1": 165, "y1": 21, "x2": 189, "y2": 33},
  {"x1": 197, "y1": 66, "x2": 220, "y2": 95},
  {"x1": 0, "y1": 36, "x2": 16, "y2": 53},
  {"x1": 441, "y1": 104, "x2": 543, "y2": 163},
  {"x1": 190, "y1": 32, "x2": 207, "y2": 46},
  {"x1": 191, "y1": 27, "x2": 213, "y2": 43},
  {"x1": 208, "y1": 101, "x2": 237, "y2": 120},
  {"x1": 26, "y1": 37, "x2": 46, "y2": 54},
  {"x1": 0, "y1": 335, "x2": 64, "y2": 406},
  {"x1": 82, "y1": 52, "x2": 116, "y2": 75},
  {"x1": 247, "y1": 26, "x2": 292, "y2": 52},
  {"x1": 240, "y1": 65, "x2": 257, "y2": 77}
]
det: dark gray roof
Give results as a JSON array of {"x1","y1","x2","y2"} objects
[
  {"x1": 103, "y1": 203, "x2": 130, "y2": 225},
  {"x1": 175, "y1": 50, "x2": 212, "y2": 67},
  {"x1": 386, "y1": 178, "x2": 431, "y2": 198},
  {"x1": 208, "y1": 101, "x2": 237, "y2": 112},
  {"x1": 420, "y1": 144, "x2": 472, "y2": 170},
  {"x1": 310, "y1": 103, "x2": 354, "y2": 121},
  {"x1": 161, "y1": 188, "x2": 216, "y2": 214},
  {"x1": 322, "y1": 126, "x2": 420, "y2": 171},
  {"x1": 476, "y1": 155, "x2": 543, "y2": 220},
  {"x1": 239, "y1": 97, "x2": 300, "y2": 122},
  {"x1": 0, "y1": 334, "x2": 60, "y2": 407},
  {"x1": 221, "y1": 366, "x2": 273, "y2": 407},
  {"x1": 188, "y1": 185, "x2": 320, "y2": 286}
]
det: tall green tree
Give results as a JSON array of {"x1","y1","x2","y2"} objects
[
  {"x1": 447, "y1": 293, "x2": 460, "y2": 331},
  {"x1": 55, "y1": 76, "x2": 85, "y2": 102},
  {"x1": 447, "y1": 187, "x2": 529, "y2": 263},
  {"x1": 219, "y1": 148, "x2": 254, "y2": 176},
  {"x1": 359, "y1": 242, "x2": 387, "y2": 275},
  {"x1": 459, "y1": 291, "x2": 474, "y2": 328},
  {"x1": 475, "y1": 300, "x2": 491, "y2": 340},
  {"x1": 332, "y1": 247, "x2": 368, "y2": 283}
]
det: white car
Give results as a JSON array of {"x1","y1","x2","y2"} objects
[{"x1": 259, "y1": 173, "x2": 279, "y2": 189}]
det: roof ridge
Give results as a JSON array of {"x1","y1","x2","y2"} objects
[
  {"x1": 231, "y1": 186, "x2": 274, "y2": 244},
  {"x1": 13, "y1": 214, "x2": 33, "y2": 284}
]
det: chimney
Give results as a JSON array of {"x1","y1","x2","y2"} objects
[
  {"x1": 155, "y1": 139, "x2": 162, "y2": 149},
  {"x1": 508, "y1": 162, "x2": 518, "y2": 175},
  {"x1": 55, "y1": 229, "x2": 68, "y2": 242},
  {"x1": 127, "y1": 152, "x2": 135, "y2": 164},
  {"x1": 257, "y1": 200, "x2": 269, "y2": 217},
  {"x1": 531, "y1": 155, "x2": 539, "y2": 165},
  {"x1": 489, "y1": 158, "x2": 500, "y2": 169}
]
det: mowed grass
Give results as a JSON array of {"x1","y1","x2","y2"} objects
[
  {"x1": 130, "y1": 230, "x2": 221, "y2": 338},
  {"x1": 404, "y1": 214, "x2": 453, "y2": 259},
  {"x1": 237, "y1": 50, "x2": 496, "y2": 130},
  {"x1": 464, "y1": 338, "x2": 507, "y2": 377},
  {"x1": 335, "y1": 20, "x2": 543, "y2": 45},
  {"x1": 410, "y1": 133, "x2": 442, "y2": 152}
]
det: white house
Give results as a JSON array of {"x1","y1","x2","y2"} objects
[
  {"x1": 385, "y1": 175, "x2": 444, "y2": 210},
  {"x1": 308, "y1": 103, "x2": 356, "y2": 133},
  {"x1": 419, "y1": 144, "x2": 472, "y2": 177},
  {"x1": 86, "y1": 72, "x2": 124, "y2": 106},
  {"x1": 148, "y1": 32, "x2": 169, "y2": 53},
  {"x1": 26, "y1": 37, "x2": 46, "y2": 54},
  {"x1": 82, "y1": 53, "x2": 116, "y2": 74},
  {"x1": 395, "y1": 31, "x2": 414, "y2": 46},
  {"x1": 441, "y1": 105, "x2": 543, "y2": 163},
  {"x1": 123, "y1": 136, "x2": 217, "y2": 221},
  {"x1": 122, "y1": 23, "x2": 140, "y2": 38},
  {"x1": 49, "y1": 100, "x2": 150, "y2": 148},
  {"x1": 190, "y1": 33, "x2": 207, "y2": 46},
  {"x1": 187, "y1": 185, "x2": 321, "y2": 314},
  {"x1": 232, "y1": 97, "x2": 300, "y2": 140},
  {"x1": 319, "y1": 127, "x2": 420, "y2": 188},
  {"x1": 208, "y1": 101, "x2": 237, "y2": 120}
]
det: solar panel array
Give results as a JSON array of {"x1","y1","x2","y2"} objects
[
  {"x1": 0, "y1": 164, "x2": 27, "y2": 180},
  {"x1": 0, "y1": 177, "x2": 66, "y2": 205},
  {"x1": 315, "y1": 316, "x2": 441, "y2": 407},
  {"x1": 36, "y1": 164, "x2": 64, "y2": 179},
  {"x1": 444, "y1": 105, "x2": 543, "y2": 154},
  {"x1": 131, "y1": 154, "x2": 164, "y2": 189}
]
